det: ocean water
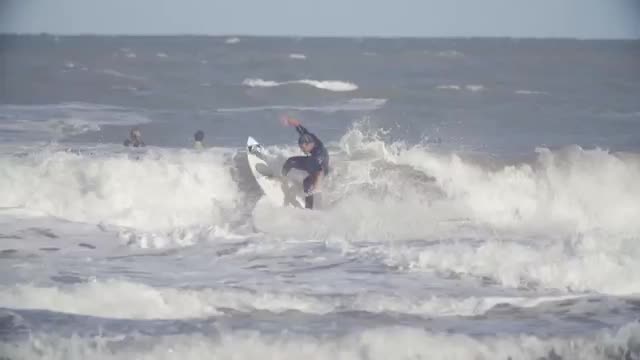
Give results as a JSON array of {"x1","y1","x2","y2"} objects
[{"x1": 1, "y1": 35, "x2": 640, "y2": 359}]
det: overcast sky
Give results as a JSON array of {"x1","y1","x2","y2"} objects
[{"x1": 1, "y1": 0, "x2": 639, "y2": 39}]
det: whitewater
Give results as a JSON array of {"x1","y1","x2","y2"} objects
[{"x1": 1, "y1": 35, "x2": 640, "y2": 359}]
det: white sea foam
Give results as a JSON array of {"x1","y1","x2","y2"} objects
[
  {"x1": 466, "y1": 84, "x2": 485, "y2": 92},
  {"x1": 436, "y1": 84, "x2": 462, "y2": 90},
  {"x1": 251, "y1": 127, "x2": 640, "y2": 294},
  {"x1": 0, "y1": 279, "x2": 583, "y2": 319},
  {"x1": 436, "y1": 84, "x2": 485, "y2": 92},
  {"x1": 289, "y1": 53, "x2": 307, "y2": 60},
  {"x1": 3, "y1": 125, "x2": 640, "y2": 295},
  {"x1": 0, "y1": 147, "x2": 241, "y2": 231},
  {"x1": 241, "y1": 78, "x2": 280, "y2": 87},
  {"x1": 243, "y1": 78, "x2": 358, "y2": 92},
  {"x1": 2, "y1": 323, "x2": 639, "y2": 360},
  {"x1": 515, "y1": 89, "x2": 548, "y2": 95},
  {"x1": 436, "y1": 50, "x2": 464, "y2": 58}
]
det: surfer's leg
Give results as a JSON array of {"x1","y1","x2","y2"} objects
[
  {"x1": 284, "y1": 157, "x2": 317, "y2": 209},
  {"x1": 304, "y1": 195, "x2": 314, "y2": 209},
  {"x1": 282, "y1": 156, "x2": 314, "y2": 176},
  {"x1": 303, "y1": 176, "x2": 314, "y2": 209}
]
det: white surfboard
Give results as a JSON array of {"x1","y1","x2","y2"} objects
[{"x1": 247, "y1": 136, "x2": 305, "y2": 208}]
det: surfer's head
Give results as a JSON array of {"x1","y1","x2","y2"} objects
[
  {"x1": 194, "y1": 130, "x2": 204, "y2": 142},
  {"x1": 130, "y1": 127, "x2": 142, "y2": 141},
  {"x1": 298, "y1": 134, "x2": 315, "y2": 154}
]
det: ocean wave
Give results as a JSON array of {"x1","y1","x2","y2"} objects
[
  {"x1": 2, "y1": 323, "x2": 639, "y2": 360},
  {"x1": 118, "y1": 48, "x2": 137, "y2": 59},
  {"x1": 436, "y1": 50, "x2": 464, "y2": 58},
  {"x1": 217, "y1": 98, "x2": 386, "y2": 113},
  {"x1": 255, "y1": 133, "x2": 640, "y2": 238},
  {"x1": 3, "y1": 123, "x2": 639, "y2": 237},
  {"x1": 0, "y1": 147, "x2": 241, "y2": 231},
  {"x1": 466, "y1": 84, "x2": 485, "y2": 92},
  {"x1": 98, "y1": 69, "x2": 146, "y2": 81},
  {"x1": 515, "y1": 89, "x2": 549, "y2": 95},
  {"x1": 436, "y1": 84, "x2": 485, "y2": 92},
  {"x1": 242, "y1": 78, "x2": 279, "y2": 87},
  {"x1": 289, "y1": 53, "x2": 307, "y2": 60},
  {"x1": 243, "y1": 78, "x2": 358, "y2": 92},
  {"x1": 436, "y1": 85, "x2": 462, "y2": 90},
  {"x1": 250, "y1": 126, "x2": 640, "y2": 293},
  {"x1": 3, "y1": 125, "x2": 640, "y2": 294},
  {"x1": 0, "y1": 279, "x2": 587, "y2": 320}
]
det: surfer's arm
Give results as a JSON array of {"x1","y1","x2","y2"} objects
[
  {"x1": 282, "y1": 116, "x2": 319, "y2": 140},
  {"x1": 295, "y1": 124, "x2": 309, "y2": 136},
  {"x1": 282, "y1": 115, "x2": 307, "y2": 134},
  {"x1": 295, "y1": 125, "x2": 324, "y2": 147}
]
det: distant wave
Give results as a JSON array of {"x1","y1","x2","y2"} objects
[
  {"x1": 62, "y1": 61, "x2": 88, "y2": 72},
  {"x1": 465, "y1": 85, "x2": 484, "y2": 92},
  {"x1": 0, "y1": 103, "x2": 151, "y2": 142},
  {"x1": 218, "y1": 98, "x2": 386, "y2": 113},
  {"x1": 225, "y1": 37, "x2": 240, "y2": 44},
  {"x1": 298, "y1": 80, "x2": 356, "y2": 91},
  {"x1": 156, "y1": 52, "x2": 168, "y2": 58},
  {"x1": 436, "y1": 85, "x2": 461, "y2": 91},
  {"x1": 289, "y1": 53, "x2": 307, "y2": 60},
  {"x1": 118, "y1": 48, "x2": 137, "y2": 59},
  {"x1": 515, "y1": 89, "x2": 548, "y2": 95},
  {"x1": 110, "y1": 85, "x2": 151, "y2": 96},
  {"x1": 98, "y1": 69, "x2": 146, "y2": 81},
  {"x1": 243, "y1": 78, "x2": 358, "y2": 92},
  {"x1": 436, "y1": 50, "x2": 464, "y2": 58},
  {"x1": 437, "y1": 84, "x2": 485, "y2": 92},
  {"x1": 242, "y1": 78, "x2": 280, "y2": 87}
]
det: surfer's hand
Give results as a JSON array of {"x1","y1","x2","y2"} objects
[{"x1": 280, "y1": 115, "x2": 300, "y2": 127}]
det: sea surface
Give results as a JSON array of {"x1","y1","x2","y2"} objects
[{"x1": 1, "y1": 35, "x2": 640, "y2": 359}]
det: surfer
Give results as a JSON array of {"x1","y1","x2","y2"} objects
[
  {"x1": 194, "y1": 130, "x2": 205, "y2": 149},
  {"x1": 281, "y1": 116, "x2": 329, "y2": 209},
  {"x1": 123, "y1": 127, "x2": 145, "y2": 147}
]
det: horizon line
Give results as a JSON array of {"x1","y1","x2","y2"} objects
[{"x1": 1, "y1": 32, "x2": 639, "y2": 41}]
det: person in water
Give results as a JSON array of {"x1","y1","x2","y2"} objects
[
  {"x1": 194, "y1": 130, "x2": 205, "y2": 149},
  {"x1": 281, "y1": 116, "x2": 329, "y2": 209},
  {"x1": 124, "y1": 127, "x2": 145, "y2": 147}
]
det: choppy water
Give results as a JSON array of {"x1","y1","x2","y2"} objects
[{"x1": 1, "y1": 35, "x2": 640, "y2": 359}]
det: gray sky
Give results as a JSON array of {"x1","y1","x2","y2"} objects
[{"x1": 1, "y1": 0, "x2": 639, "y2": 39}]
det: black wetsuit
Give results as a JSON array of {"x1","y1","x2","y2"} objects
[
  {"x1": 282, "y1": 125, "x2": 329, "y2": 209},
  {"x1": 124, "y1": 139, "x2": 145, "y2": 147}
]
